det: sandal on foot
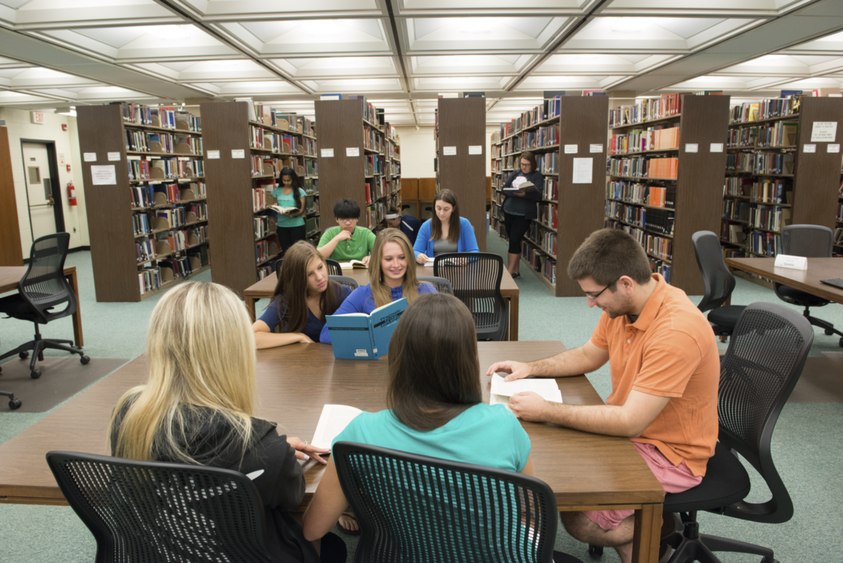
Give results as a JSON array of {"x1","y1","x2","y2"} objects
[{"x1": 337, "y1": 513, "x2": 361, "y2": 536}]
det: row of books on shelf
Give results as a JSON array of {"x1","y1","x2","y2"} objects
[
  {"x1": 304, "y1": 137, "x2": 317, "y2": 157},
  {"x1": 125, "y1": 131, "x2": 203, "y2": 154},
  {"x1": 608, "y1": 94, "x2": 683, "y2": 128},
  {"x1": 250, "y1": 126, "x2": 302, "y2": 154},
  {"x1": 129, "y1": 158, "x2": 203, "y2": 181},
  {"x1": 250, "y1": 103, "x2": 302, "y2": 133},
  {"x1": 367, "y1": 202, "x2": 386, "y2": 230},
  {"x1": 364, "y1": 124, "x2": 383, "y2": 153},
  {"x1": 834, "y1": 227, "x2": 843, "y2": 248},
  {"x1": 748, "y1": 230, "x2": 782, "y2": 256},
  {"x1": 365, "y1": 178, "x2": 388, "y2": 205},
  {"x1": 726, "y1": 152, "x2": 795, "y2": 175},
  {"x1": 255, "y1": 237, "x2": 279, "y2": 266},
  {"x1": 364, "y1": 155, "x2": 384, "y2": 176},
  {"x1": 252, "y1": 185, "x2": 277, "y2": 212},
  {"x1": 130, "y1": 182, "x2": 206, "y2": 208},
  {"x1": 727, "y1": 121, "x2": 797, "y2": 148},
  {"x1": 499, "y1": 97, "x2": 564, "y2": 140},
  {"x1": 542, "y1": 177, "x2": 558, "y2": 201},
  {"x1": 609, "y1": 125, "x2": 680, "y2": 155},
  {"x1": 604, "y1": 220, "x2": 673, "y2": 282},
  {"x1": 538, "y1": 203, "x2": 557, "y2": 229},
  {"x1": 729, "y1": 96, "x2": 801, "y2": 124},
  {"x1": 132, "y1": 204, "x2": 208, "y2": 234},
  {"x1": 136, "y1": 226, "x2": 208, "y2": 263},
  {"x1": 303, "y1": 177, "x2": 319, "y2": 195},
  {"x1": 384, "y1": 160, "x2": 400, "y2": 178},
  {"x1": 525, "y1": 223, "x2": 557, "y2": 257},
  {"x1": 255, "y1": 215, "x2": 277, "y2": 240},
  {"x1": 122, "y1": 104, "x2": 201, "y2": 132},
  {"x1": 607, "y1": 156, "x2": 679, "y2": 180},
  {"x1": 536, "y1": 152, "x2": 559, "y2": 174},
  {"x1": 723, "y1": 177, "x2": 792, "y2": 204},
  {"x1": 138, "y1": 247, "x2": 210, "y2": 295},
  {"x1": 749, "y1": 206, "x2": 791, "y2": 232},
  {"x1": 606, "y1": 181, "x2": 676, "y2": 209},
  {"x1": 605, "y1": 201, "x2": 675, "y2": 236},
  {"x1": 523, "y1": 125, "x2": 560, "y2": 152},
  {"x1": 521, "y1": 241, "x2": 557, "y2": 286}
]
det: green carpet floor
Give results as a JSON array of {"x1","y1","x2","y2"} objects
[{"x1": 0, "y1": 235, "x2": 841, "y2": 562}]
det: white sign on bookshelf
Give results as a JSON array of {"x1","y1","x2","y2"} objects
[
  {"x1": 589, "y1": 144, "x2": 603, "y2": 153},
  {"x1": 443, "y1": 146, "x2": 457, "y2": 156},
  {"x1": 828, "y1": 144, "x2": 840, "y2": 153},
  {"x1": 321, "y1": 148, "x2": 334, "y2": 158},
  {"x1": 90, "y1": 165, "x2": 116, "y2": 185},
  {"x1": 83, "y1": 153, "x2": 97, "y2": 162},
  {"x1": 685, "y1": 144, "x2": 698, "y2": 153},
  {"x1": 468, "y1": 145, "x2": 482, "y2": 155},
  {"x1": 107, "y1": 152, "x2": 120, "y2": 161},
  {"x1": 710, "y1": 143, "x2": 724, "y2": 153},
  {"x1": 810, "y1": 122, "x2": 837, "y2": 142},
  {"x1": 207, "y1": 150, "x2": 220, "y2": 159},
  {"x1": 564, "y1": 145, "x2": 578, "y2": 154},
  {"x1": 803, "y1": 144, "x2": 817, "y2": 153},
  {"x1": 231, "y1": 149, "x2": 245, "y2": 159},
  {"x1": 346, "y1": 147, "x2": 360, "y2": 157}
]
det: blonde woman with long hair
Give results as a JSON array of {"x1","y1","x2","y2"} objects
[
  {"x1": 109, "y1": 282, "x2": 346, "y2": 563},
  {"x1": 319, "y1": 228, "x2": 436, "y2": 344},
  {"x1": 253, "y1": 241, "x2": 353, "y2": 349}
]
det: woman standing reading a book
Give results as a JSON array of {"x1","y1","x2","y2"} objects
[
  {"x1": 272, "y1": 167, "x2": 308, "y2": 253},
  {"x1": 303, "y1": 293, "x2": 533, "y2": 541},
  {"x1": 320, "y1": 228, "x2": 436, "y2": 344},
  {"x1": 254, "y1": 242, "x2": 353, "y2": 349},
  {"x1": 413, "y1": 189, "x2": 480, "y2": 264},
  {"x1": 109, "y1": 282, "x2": 346, "y2": 563},
  {"x1": 502, "y1": 151, "x2": 543, "y2": 278}
]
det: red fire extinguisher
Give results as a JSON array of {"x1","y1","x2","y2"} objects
[{"x1": 67, "y1": 181, "x2": 77, "y2": 207}]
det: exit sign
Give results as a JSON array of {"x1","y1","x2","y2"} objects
[{"x1": 31, "y1": 111, "x2": 45, "y2": 124}]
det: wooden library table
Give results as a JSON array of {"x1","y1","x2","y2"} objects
[
  {"x1": 0, "y1": 266, "x2": 83, "y2": 347},
  {"x1": 0, "y1": 341, "x2": 663, "y2": 563},
  {"x1": 726, "y1": 257, "x2": 843, "y2": 305},
  {"x1": 244, "y1": 266, "x2": 522, "y2": 340}
]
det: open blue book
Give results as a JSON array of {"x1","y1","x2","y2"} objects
[{"x1": 326, "y1": 298, "x2": 407, "y2": 360}]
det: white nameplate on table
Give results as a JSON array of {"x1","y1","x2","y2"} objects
[{"x1": 774, "y1": 254, "x2": 808, "y2": 270}]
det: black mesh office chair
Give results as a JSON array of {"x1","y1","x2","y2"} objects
[
  {"x1": 329, "y1": 275, "x2": 359, "y2": 292},
  {"x1": 774, "y1": 224, "x2": 843, "y2": 346},
  {"x1": 434, "y1": 252, "x2": 507, "y2": 341},
  {"x1": 417, "y1": 275, "x2": 454, "y2": 295},
  {"x1": 660, "y1": 302, "x2": 813, "y2": 563},
  {"x1": 691, "y1": 231, "x2": 746, "y2": 337},
  {"x1": 333, "y1": 442, "x2": 582, "y2": 563},
  {"x1": 0, "y1": 233, "x2": 88, "y2": 379},
  {"x1": 46, "y1": 451, "x2": 283, "y2": 563},
  {"x1": 325, "y1": 259, "x2": 343, "y2": 276}
]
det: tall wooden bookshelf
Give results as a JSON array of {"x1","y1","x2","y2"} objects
[
  {"x1": 491, "y1": 96, "x2": 608, "y2": 296},
  {"x1": 605, "y1": 94, "x2": 729, "y2": 296},
  {"x1": 436, "y1": 97, "x2": 486, "y2": 251},
  {"x1": 200, "y1": 101, "x2": 312, "y2": 297},
  {"x1": 314, "y1": 99, "x2": 400, "y2": 234},
  {"x1": 722, "y1": 96, "x2": 843, "y2": 261},
  {"x1": 299, "y1": 115, "x2": 321, "y2": 246},
  {"x1": 77, "y1": 103, "x2": 209, "y2": 302}
]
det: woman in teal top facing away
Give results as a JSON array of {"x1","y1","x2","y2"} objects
[
  {"x1": 303, "y1": 292, "x2": 533, "y2": 540},
  {"x1": 319, "y1": 228, "x2": 437, "y2": 344},
  {"x1": 413, "y1": 189, "x2": 480, "y2": 264},
  {"x1": 272, "y1": 167, "x2": 308, "y2": 253}
]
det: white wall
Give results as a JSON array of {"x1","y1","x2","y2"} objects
[
  {"x1": 394, "y1": 125, "x2": 501, "y2": 178},
  {"x1": 0, "y1": 107, "x2": 90, "y2": 256}
]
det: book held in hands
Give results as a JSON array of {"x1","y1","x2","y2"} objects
[{"x1": 326, "y1": 298, "x2": 407, "y2": 360}]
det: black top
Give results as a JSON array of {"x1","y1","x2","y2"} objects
[
  {"x1": 111, "y1": 399, "x2": 319, "y2": 563},
  {"x1": 502, "y1": 169, "x2": 544, "y2": 220}
]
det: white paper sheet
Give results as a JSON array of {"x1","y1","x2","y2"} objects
[
  {"x1": 489, "y1": 374, "x2": 563, "y2": 411},
  {"x1": 311, "y1": 404, "x2": 364, "y2": 449},
  {"x1": 572, "y1": 158, "x2": 593, "y2": 184}
]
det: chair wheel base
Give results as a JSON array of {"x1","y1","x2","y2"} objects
[
  {"x1": 760, "y1": 558, "x2": 779, "y2": 563},
  {"x1": 30, "y1": 369, "x2": 41, "y2": 379},
  {"x1": 588, "y1": 544, "x2": 603, "y2": 555},
  {"x1": 19, "y1": 351, "x2": 28, "y2": 360},
  {"x1": 825, "y1": 328, "x2": 835, "y2": 335},
  {"x1": 80, "y1": 355, "x2": 90, "y2": 365},
  {"x1": 8, "y1": 398, "x2": 21, "y2": 410}
]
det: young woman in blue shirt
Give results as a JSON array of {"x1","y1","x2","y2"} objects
[
  {"x1": 254, "y1": 241, "x2": 352, "y2": 349},
  {"x1": 303, "y1": 292, "x2": 533, "y2": 541},
  {"x1": 272, "y1": 167, "x2": 308, "y2": 253},
  {"x1": 319, "y1": 228, "x2": 436, "y2": 344},
  {"x1": 413, "y1": 189, "x2": 480, "y2": 264}
]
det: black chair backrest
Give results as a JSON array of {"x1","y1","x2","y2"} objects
[
  {"x1": 329, "y1": 275, "x2": 359, "y2": 292},
  {"x1": 333, "y1": 441, "x2": 558, "y2": 563},
  {"x1": 19, "y1": 233, "x2": 75, "y2": 323},
  {"x1": 46, "y1": 451, "x2": 280, "y2": 563},
  {"x1": 434, "y1": 253, "x2": 506, "y2": 338},
  {"x1": 718, "y1": 302, "x2": 813, "y2": 523},
  {"x1": 780, "y1": 224, "x2": 833, "y2": 258},
  {"x1": 325, "y1": 259, "x2": 343, "y2": 276},
  {"x1": 691, "y1": 230, "x2": 736, "y2": 313},
  {"x1": 417, "y1": 275, "x2": 454, "y2": 295}
]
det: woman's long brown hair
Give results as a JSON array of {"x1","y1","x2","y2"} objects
[
  {"x1": 430, "y1": 189, "x2": 461, "y2": 244},
  {"x1": 271, "y1": 241, "x2": 342, "y2": 333}
]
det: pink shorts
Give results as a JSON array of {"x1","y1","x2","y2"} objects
[{"x1": 584, "y1": 442, "x2": 703, "y2": 531}]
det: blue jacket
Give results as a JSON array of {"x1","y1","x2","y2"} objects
[
  {"x1": 319, "y1": 282, "x2": 437, "y2": 344},
  {"x1": 413, "y1": 217, "x2": 479, "y2": 260}
]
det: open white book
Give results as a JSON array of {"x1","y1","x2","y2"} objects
[
  {"x1": 489, "y1": 374, "x2": 563, "y2": 411},
  {"x1": 311, "y1": 404, "x2": 363, "y2": 450},
  {"x1": 269, "y1": 204, "x2": 298, "y2": 215},
  {"x1": 339, "y1": 260, "x2": 367, "y2": 269}
]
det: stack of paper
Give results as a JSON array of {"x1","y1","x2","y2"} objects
[
  {"x1": 311, "y1": 404, "x2": 363, "y2": 449},
  {"x1": 489, "y1": 374, "x2": 563, "y2": 411}
]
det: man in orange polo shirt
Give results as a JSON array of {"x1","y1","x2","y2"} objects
[{"x1": 487, "y1": 228, "x2": 719, "y2": 563}]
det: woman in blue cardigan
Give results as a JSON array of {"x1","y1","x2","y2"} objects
[{"x1": 413, "y1": 189, "x2": 479, "y2": 264}]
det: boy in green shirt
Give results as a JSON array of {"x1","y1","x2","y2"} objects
[{"x1": 317, "y1": 199, "x2": 377, "y2": 263}]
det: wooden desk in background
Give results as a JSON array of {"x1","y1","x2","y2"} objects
[
  {"x1": 0, "y1": 341, "x2": 663, "y2": 563},
  {"x1": 726, "y1": 257, "x2": 843, "y2": 305},
  {"x1": 244, "y1": 266, "x2": 522, "y2": 341},
  {"x1": 0, "y1": 266, "x2": 83, "y2": 347}
]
